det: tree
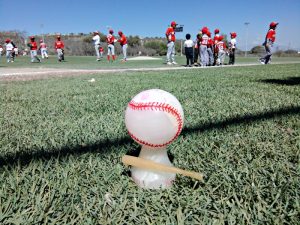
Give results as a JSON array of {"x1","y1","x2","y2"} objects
[{"x1": 251, "y1": 45, "x2": 265, "y2": 54}]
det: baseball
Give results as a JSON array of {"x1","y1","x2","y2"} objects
[{"x1": 125, "y1": 89, "x2": 184, "y2": 148}]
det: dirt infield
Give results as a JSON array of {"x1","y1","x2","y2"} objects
[{"x1": 1, "y1": 61, "x2": 299, "y2": 82}]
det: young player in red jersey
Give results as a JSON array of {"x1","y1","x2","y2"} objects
[
  {"x1": 165, "y1": 21, "x2": 177, "y2": 65},
  {"x1": 99, "y1": 46, "x2": 104, "y2": 58},
  {"x1": 55, "y1": 35, "x2": 65, "y2": 62},
  {"x1": 39, "y1": 40, "x2": 48, "y2": 59},
  {"x1": 106, "y1": 29, "x2": 116, "y2": 62},
  {"x1": 118, "y1": 31, "x2": 128, "y2": 62},
  {"x1": 28, "y1": 36, "x2": 41, "y2": 63},
  {"x1": 213, "y1": 28, "x2": 220, "y2": 65},
  {"x1": 259, "y1": 22, "x2": 278, "y2": 64},
  {"x1": 216, "y1": 36, "x2": 227, "y2": 66},
  {"x1": 199, "y1": 27, "x2": 209, "y2": 67},
  {"x1": 207, "y1": 31, "x2": 214, "y2": 66}
]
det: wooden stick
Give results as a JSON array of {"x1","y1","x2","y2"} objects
[{"x1": 122, "y1": 155, "x2": 204, "y2": 182}]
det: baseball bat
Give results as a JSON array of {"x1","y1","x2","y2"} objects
[{"x1": 122, "y1": 155, "x2": 203, "y2": 182}]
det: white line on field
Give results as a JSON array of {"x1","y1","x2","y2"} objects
[{"x1": 0, "y1": 61, "x2": 299, "y2": 77}]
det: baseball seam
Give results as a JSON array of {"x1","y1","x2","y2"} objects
[{"x1": 127, "y1": 101, "x2": 183, "y2": 148}]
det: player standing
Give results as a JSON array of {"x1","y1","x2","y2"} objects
[
  {"x1": 118, "y1": 31, "x2": 128, "y2": 62},
  {"x1": 193, "y1": 33, "x2": 200, "y2": 66},
  {"x1": 199, "y1": 27, "x2": 209, "y2": 67},
  {"x1": 106, "y1": 29, "x2": 116, "y2": 62},
  {"x1": 92, "y1": 31, "x2": 101, "y2": 61},
  {"x1": 207, "y1": 31, "x2": 214, "y2": 66},
  {"x1": 165, "y1": 21, "x2": 177, "y2": 65},
  {"x1": 28, "y1": 36, "x2": 41, "y2": 63},
  {"x1": 5, "y1": 39, "x2": 14, "y2": 63},
  {"x1": 216, "y1": 36, "x2": 227, "y2": 66},
  {"x1": 259, "y1": 22, "x2": 279, "y2": 64},
  {"x1": 39, "y1": 40, "x2": 48, "y2": 59},
  {"x1": 0, "y1": 45, "x2": 3, "y2": 61},
  {"x1": 184, "y1": 33, "x2": 194, "y2": 67},
  {"x1": 55, "y1": 35, "x2": 65, "y2": 62},
  {"x1": 228, "y1": 32, "x2": 237, "y2": 65},
  {"x1": 213, "y1": 28, "x2": 220, "y2": 65}
]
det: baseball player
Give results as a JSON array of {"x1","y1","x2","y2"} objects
[
  {"x1": 55, "y1": 35, "x2": 65, "y2": 62},
  {"x1": 92, "y1": 31, "x2": 101, "y2": 61},
  {"x1": 39, "y1": 40, "x2": 48, "y2": 59},
  {"x1": 28, "y1": 36, "x2": 41, "y2": 63},
  {"x1": 99, "y1": 46, "x2": 104, "y2": 58},
  {"x1": 216, "y1": 36, "x2": 227, "y2": 66},
  {"x1": 259, "y1": 22, "x2": 279, "y2": 64},
  {"x1": 5, "y1": 39, "x2": 14, "y2": 63},
  {"x1": 228, "y1": 32, "x2": 237, "y2": 65},
  {"x1": 0, "y1": 45, "x2": 3, "y2": 61},
  {"x1": 165, "y1": 21, "x2": 177, "y2": 65},
  {"x1": 118, "y1": 31, "x2": 128, "y2": 62},
  {"x1": 193, "y1": 34, "x2": 201, "y2": 66},
  {"x1": 199, "y1": 27, "x2": 209, "y2": 67},
  {"x1": 207, "y1": 31, "x2": 214, "y2": 66},
  {"x1": 106, "y1": 29, "x2": 116, "y2": 62},
  {"x1": 213, "y1": 28, "x2": 220, "y2": 65},
  {"x1": 184, "y1": 33, "x2": 194, "y2": 67}
]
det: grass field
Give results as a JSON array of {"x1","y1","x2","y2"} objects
[
  {"x1": 0, "y1": 55, "x2": 299, "y2": 70},
  {"x1": 0, "y1": 63, "x2": 299, "y2": 224}
]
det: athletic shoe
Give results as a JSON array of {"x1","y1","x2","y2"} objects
[
  {"x1": 167, "y1": 62, "x2": 172, "y2": 65},
  {"x1": 172, "y1": 62, "x2": 178, "y2": 65}
]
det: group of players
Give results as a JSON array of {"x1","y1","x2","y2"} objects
[
  {"x1": 166, "y1": 21, "x2": 279, "y2": 67},
  {"x1": 1, "y1": 21, "x2": 278, "y2": 66}
]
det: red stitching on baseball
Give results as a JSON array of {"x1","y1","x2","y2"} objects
[{"x1": 127, "y1": 101, "x2": 183, "y2": 148}]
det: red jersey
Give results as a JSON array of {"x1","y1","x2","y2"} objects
[
  {"x1": 118, "y1": 34, "x2": 127, "y2": 46},
  {"x1": 55, "y1": 41, "x2": 64, "y2": 49},
  {"x1": 40, "y1": 43, "x2": 47, "y2": 49},
  {"x1": 213, "y1": 35, "x2": 220, "y2": 45},
  {"x1": 266, "y1": 29, "x2": 276, "y2": 42},
  {"x1": 166, "y1": 27, "x2": 176, "y2": 42},
  {"x1": 99, "y1": 47, "x2": 103, "y2": 52},
  {"x1": 106, "y1": 34, "x2": 115, "y2": 45},
  {"x1": 217, "y1": 41, "x2": 226, "y2": 51},
  {"x1": 200, "y1": 34, "x2": 209, "y2": 45},
  {"x1": 208, "y1": 38, "x2": 214, "y2": 48},
  {"x1": 30, "y1": 41, "x2": 38, "y2": 50}
]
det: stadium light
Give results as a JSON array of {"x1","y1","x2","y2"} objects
[{"x1": 244, "y1": 22, "x2": 250, "y2": 57}]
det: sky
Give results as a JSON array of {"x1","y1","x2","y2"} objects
[{"x1": 1, "y1": 0, "x2": 300, "y2": 50}]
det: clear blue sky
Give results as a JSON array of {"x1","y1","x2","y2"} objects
[{"x1": 1, "y1": 0, "x2": 300, "y2": 50}]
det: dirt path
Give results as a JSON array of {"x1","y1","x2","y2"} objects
[{"x1": 1, "y1": 61, "x2": 299, "y2": 81}]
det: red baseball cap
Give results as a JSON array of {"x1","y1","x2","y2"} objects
[
  {"x1": 230, "y1": 32, "x2": 237, "y2": 38},
  {"x1": 218, "y1": 36, "x2": 224, "y2": 41},
  {"x1": 109, "y1": 29, "x2": 114, "y2": 34},
  {"x1": 118, "y1": 31, "x2": 123, "y2": 35},
  {"x1": 5, "y1": 38, "x2": 11, "y2": 43},
  {"x1": 270, "y1": 22, "x2": 279, "y2": 27},
  {"x1": 214, "y1": 29, "x2": 220, "y2": 34},
  {"x1": 171, "y1": 21, "x2": 177, "y2": 26},
  {"x1": 202, "y1": 27, "x2": 209, "y2": 34}
]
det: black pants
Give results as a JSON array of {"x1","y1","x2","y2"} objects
[
  {"x1": 194, "y1": 47, "x2": 199, "y2": 64},
  {"x1": 229, "y1": 48, "x2": 235, "y2": 65},
  {"x1": 185, "y1": 47, "x2": 193, "y2": 66}
]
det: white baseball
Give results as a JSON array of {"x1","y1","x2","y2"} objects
[{"x1": 125, "y1": 89, "x2": 184, "y2": 148}]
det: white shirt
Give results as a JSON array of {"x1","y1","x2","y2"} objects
[
  {"x1": 184, "y1": 39, "x2": 194, "y2": 48},
  {"x1": 92, "y1": 35, "x2": 100, "y2": 45},
  {"x1": 0, "y1": 47, "x2": 3, "y2": 53},
  {"x1": 6, "y1": 43, "x2": 14, "y2": 51},
  {"x1": 230, "y1": 38, "x2": 237, "y2": 48}
]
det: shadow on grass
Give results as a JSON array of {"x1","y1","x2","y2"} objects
[
  {"x1": 260, "y1": 77, "x2": 300, "y2": 86},
  {"x1": 0, "y1": 105, "x2": 299, "y2": 168}
]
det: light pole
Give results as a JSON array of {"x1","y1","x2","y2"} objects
[
  {"x1": 244, "y1": 22, "x2": 250, "y2": 57},
  {"x1": 40, "y1": 24, "x2": 44, "y2": 42}
]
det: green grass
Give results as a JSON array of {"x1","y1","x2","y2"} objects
[
  {"x1": 0, "y1": 55, "x2": 299, "y2": 70},
  {"x1": 0, "y1": 64, "x2": 299, "y2": 224}
]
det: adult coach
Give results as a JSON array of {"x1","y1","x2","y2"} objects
[
  {"x1": 165, "y1": 21, "x2": 177, "y2": 65},
  {"x1": 260, "y1": 22, "x2": 279, "y2": 65},
  {"x1": 92, "y1": 31, "x2": 101, "y2": 61}
]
